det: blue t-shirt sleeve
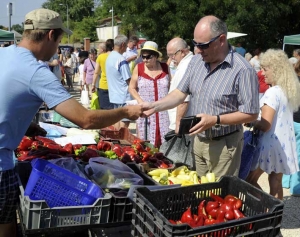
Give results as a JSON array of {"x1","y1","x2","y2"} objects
[
  {"x1": 119, "y1": 59, "x2": 131, "y2": 81},
  {"x1": 30, "y1": 67, "x2": 72, "y2": 109}
]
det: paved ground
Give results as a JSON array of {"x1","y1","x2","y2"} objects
[{"x1": 68, "y1": 75, "x2": 300, "y2": 236}]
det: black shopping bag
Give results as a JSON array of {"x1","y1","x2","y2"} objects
[{"x1": 160, "y1": 133, "x2": 194, "y2": 169}]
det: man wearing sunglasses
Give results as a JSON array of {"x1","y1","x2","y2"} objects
[{"x1": 142, "y1": 15, "x2": 259, "y2": 180}]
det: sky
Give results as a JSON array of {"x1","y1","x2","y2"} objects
[{"x1": 0, "y1": 0, "x2": 46, "y2": 27}]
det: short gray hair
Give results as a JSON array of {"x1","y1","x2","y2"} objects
[
  {"x1": 114, "y1": 34, "x2": 128, "y2": 46},
  {"x1": 211, "y1": 18, "x2": 227, "y2": 37},
  {"x1": 176, "y1": 39, "x2": 188, "y2": 50}
]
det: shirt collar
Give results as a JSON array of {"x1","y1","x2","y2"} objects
[
  {"x1": 203, "y1": 44, "x2": 234, "y2": 70},
  {"x1": 177, "y1": 51, "x2": 193, "y2": 69}
]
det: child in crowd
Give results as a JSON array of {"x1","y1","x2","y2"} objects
[{"x1": 78, "y1": 57, "x2": 86, "y2": 91}]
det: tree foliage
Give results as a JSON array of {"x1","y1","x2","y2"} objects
[
  {"x1": 11, "y1": 24, "x2": 23, "y2": 34},
  {"x1": 0, "y1": 25, "x2": 8, "y2": 30},
  {"x1": 42, "y1": 0, "x2": 96, "y2": 43},
  {"x1": 101, "y1": 0, "x2": 300, "y2": 55}
]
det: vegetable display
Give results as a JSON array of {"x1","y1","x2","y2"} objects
[
  {"x1": 169, "y1": 192, "x2": 249, "y2": 232},
  {"x1": 15, "y1": 134, "x2": 172, "y2": 168},
  {"x1": 147, "y1": 166, "x2": 217, "y2": 186}
]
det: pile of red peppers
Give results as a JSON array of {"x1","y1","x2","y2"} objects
[{"x1": 169, "y1": 192, "x2": 246, "y2": 228}]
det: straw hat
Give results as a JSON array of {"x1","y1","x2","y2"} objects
[{"x1": 141, "y1": 41, "x2": 162, "y2": 58}]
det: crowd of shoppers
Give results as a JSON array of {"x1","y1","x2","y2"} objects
[{"x1": 2, "y1": 7, "x2": 300, "y2": 237}]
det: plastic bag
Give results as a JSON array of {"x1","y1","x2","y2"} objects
[
  {"x1": 48, "y1": 157, "x2": 87, "y2": 179},
  {"x1": 85, "y1": 157, "x2": 144, "y2": 189},
  {"x1": 80, "y1": 85, "x2": 89, "y2": 105},
  {"x1": 90, "y1": 91, "x2": 100, "y2": 110},
  {"x1": 239, "y1": 130, "x2": 260, "y2": 180}
]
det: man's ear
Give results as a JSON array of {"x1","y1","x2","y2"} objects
[{"x1": 48, "y1": 30, "x2": 55, "y2": 41}]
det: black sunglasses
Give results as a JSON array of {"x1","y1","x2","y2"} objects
[
  {"x1": 142, "y1": 54, "x2": 153, "y2": 60},
  {"x1": 192, "y1": 34, "x2": 223, "y2": 50}
]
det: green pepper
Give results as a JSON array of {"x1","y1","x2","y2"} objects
[
  {"x1": 104, "y1": 150, "x2": 118, "y2": 159},
  {"x1": 75, "y1": 146, "x2": 86, "y2": 156}
]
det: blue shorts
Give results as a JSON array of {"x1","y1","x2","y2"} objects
[
  {"x1": 0, "y1": 168, "x2": 19, "y2": 223},
  {"x1": 98, "y1": 89, "x2": 113, "y2": 110},
  {"x1": 112, "y1": 103, "x2": 131, "y2": 122}
]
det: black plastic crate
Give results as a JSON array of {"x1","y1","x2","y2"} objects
[
  {"x1": 131, "y1": 176, "x2": 284, "y2": 237},
  {"x1": 108, "y1": 162, "x2": 158, "y2": 223}
]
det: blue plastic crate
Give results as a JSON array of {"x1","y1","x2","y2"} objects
[{"x1": 25, "y1": 159, "x2": 103, "y2": 208}]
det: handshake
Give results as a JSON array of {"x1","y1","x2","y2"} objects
[{"x1": 123, "y1": 101, "x2": 155, "y2": 120}]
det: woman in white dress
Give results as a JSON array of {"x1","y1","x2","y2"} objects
[{"x1": 246, "y1": 49, "x2": 300, "y2": 200}]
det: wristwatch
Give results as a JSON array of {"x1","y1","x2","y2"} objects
[{"x1": 215, "y1": 115, "x2": 221, "y2": 128}]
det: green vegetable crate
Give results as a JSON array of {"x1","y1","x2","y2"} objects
[{"x1": 131, "y1": 176, "x2": 284, "y2": 237}]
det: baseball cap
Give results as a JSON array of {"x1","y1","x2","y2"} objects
[{"x1": 23, "y1": 8, "x2": 72, "y2": 35}]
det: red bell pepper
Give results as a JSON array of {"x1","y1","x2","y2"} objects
[
  {"x1": 169, "y1": 219, "x2": 176, "y2": 224},
  {"x1": 133, "y1": 142, "x2": 145, "y2": 153},
  {"x1": 87, "y1": 144, "x2": 97, "y2": 150},
  {"x1": 216, "y1": 209, "x2": 226, "y2": 223},
  {"x1": 18, "y1": 136, "x2": 33, "y2": 151},
  {"x1": 233, "y1": 208, "x2": 245, "y2": 219},
  {"x1": 159, "y1": 162, "x2": 169, "y2": 168},
  {"x1": 112, "y1": 144, "x2": 124, "y2": 157},
  {"x1": 219, "y1": 203, "x2": 233, "y2": 213},
  {"x1": 31, "y1": 140, "x2": 42, "y2": 149},
  {"x1": 181, "y1": 207, "x2": 196, "y2": 227},
  {"x1": 34, "y1": 136, "x2": 57, "y2": 145},
  {"x1": 141, "y1": 151, "x2": 151, "y2": 162},
  {"x1": 73, "y1": 144, "x2": 82, "y2": 150},
  {"x1": 204, "y1": 216, "x2": 217, "y2": 226},
  {"x1": 63, "y1": 143, "x2": 73, "y2": 154},
  {"x1": 224, "y1": 209, "x2": 235, "y2": 220},
  {"x1": 205, "y1": 201, "x2": 219, "y2": 214},
  {"x1": 198, "y1": 200, "x2": 207, "y2": 219},
  {"x1": 208, "y1": 208, "x2": 219, "y2": 219},
  {"x1": 132, "y1": 139, "x2": 142, "y2": 145},
  {"x1": 234, "y1": 199, "x2": 243, "y2": 209},
  {"x1": 210, "y1": 192, "x2": 224, "y2": 204},
  {"x1": 195, "y1": 214, "x2": 204, "y2": 227},
  {"x1": 97, "y1": 140, "x2": 111, "y2": 151}
]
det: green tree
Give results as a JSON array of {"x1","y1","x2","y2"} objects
[
  {"x1": 101, "y1": 0, "x2": 300, "y2": 55},
  {"x1": 0, "y1": 25, "x2": 8, "y2": 30},
  {"x1": 73, "y1": 16, "x2": 98, "y2": 42},
  {"x1": 42, "y1": 0, "x2": 96, "y2": 43},
  {"x1": 11, "y1": 24, "x2": 23, "y2": 34},
  {"x1": 42, "y1": 0, "x2": 95, "y2": 22},
  {"x1": 102, "y1": 0, "x2": 200, "y2": 49}
]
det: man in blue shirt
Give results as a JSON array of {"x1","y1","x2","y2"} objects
[
  {"x1": 106, "y1": 34, "x2": 133, "y2": 129},
  {"x1": 123, "y1": 35, "x2": 139, "y2": 73},
  {"x1": 235, "y1": 42, "x2": 246, "y2": 57},
  {"x1": 0, "y1": 9, "x2": 142, "y2": 236}
]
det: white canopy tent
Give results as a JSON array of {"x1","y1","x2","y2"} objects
[{"x1": 227, "y1": 32, "x2": 247, "y2": 39}]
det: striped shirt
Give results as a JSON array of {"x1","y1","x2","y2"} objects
[{"x1": 177, "y1": 48, "x2": 259, "y2": 138}]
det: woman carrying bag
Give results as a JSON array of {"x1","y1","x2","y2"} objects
[{"x1": 246, "y1": 49, "x2": 300, "y2": 200}]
